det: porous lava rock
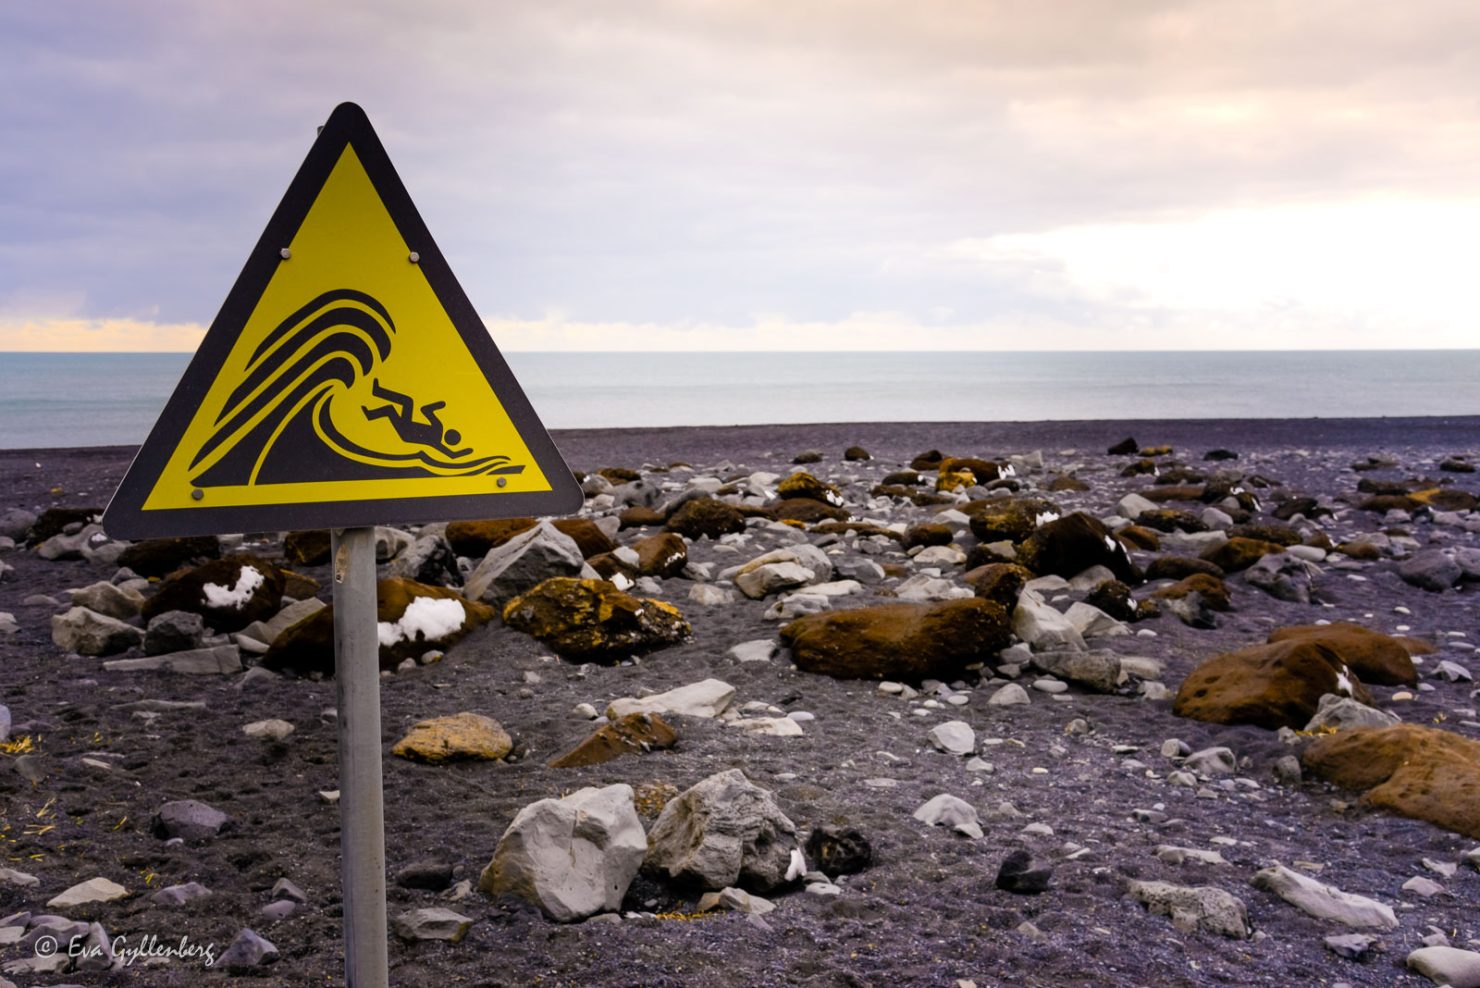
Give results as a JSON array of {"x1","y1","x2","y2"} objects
[
  {"x1": 1267, "y1": 622, "x2": 1418, "y2": 687},
  {"x1": 1173, "y1": 639, "x2": 1374, "y2": 730},
  {"x1": 1303, "y1": 724, "x2": 1480, "y2": 839}
]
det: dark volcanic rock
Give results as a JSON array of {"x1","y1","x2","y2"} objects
[
  {"x1": 843, "y1": 446, "x2": 872, "y2": 461},
  {"x1": 1173, "y1": 639, "x2": 1374, "y2": 730},
  {"x1": 910, "y1": 449, "x2": 946, "y2": 471},
  {"x1": 283, "y1": 530, "x2": 332, "y2": 566},
  {"x1": 1303, "y1": 724, "x2": 1480, "y2": 839},
  {"x1": 1107, "y1": 437, "x2": 1139, "y2": 456},
  {"x1": 502, "y1": 577, "x2": 690, "y2": 663},
  {"x1": 805, "y1": 827, "x2": 872, "y2": 877},
  {"x1": 1016, "y1": 512, "x2": 1141, "y2": 584},
  {"x1": 963, "y1": 563, "x2": 1033, "y2": 610},
  {"x1": 1085, "y1": 580, "x2": 1138, "y2": 622},
  {"x1": 1200, "y1": 537, "x2": 1283, "y2": 573},
  {"x1": 903, "y1": 523, "x2": 954, "y2": 550},
  {"x1": 780, "y1": 599, "x2": 1011, "y2": 682},
  {"x1": 1146, "y1": 555, "x2": 1224, "y2": 581},
  {"x1": 141, "y1": 555, "x2": 286, "y2": 633},
  {"x1": 117, "y1": 536, "x2": 222, "y2": 578},
  {"x1": 770, "y1": 498, "x2": 849, "y2": 524},
  {"x1": 994, "y1": 849, "x2": 1052, "y2": 894},
  {"x1": 30, "y1": 506, "x2": 101, "y2": 544}
]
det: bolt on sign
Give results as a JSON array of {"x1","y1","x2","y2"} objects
[{"x1": 105, "y1": 102, "x2": 581, "y2": 539}]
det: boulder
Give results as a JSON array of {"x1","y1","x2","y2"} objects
[
  {"x1": 780, "y1": 599, "x2": 1011, "y2": 682},
  {"x1": 103, "y1": 645, "x2": 242, "y2": 675},
  {"x1": 47, "y1": 877, "x2": 129, "y2": 910},
  {"x1": 1016, "y1": 512, "x2": 1141, "y2": 584},
  {"x1": 1407, "y1": 946, "x2": 1480, "y2": 988},
  {"x1": 912, "y1": 794, "x2": 982, "y2": 839},
  {"x1": 464, "y1": 522, "x2": 585, "y2": 606},
  {"x1": 501, "y1": 578, "x2": 690, "y2": 663},
  {"x1": 1030, "y1": 649, "x2": 1122, "y2": 693},
  {"x1": 606, "y1": 679, "x2": 735, "y2": 720},
  {"x1": 1251, "y1": 863, "x2": 1397, "y2": 929},
  {"x1": 631, "y1": 532, "x2": 688, "y2": 578},
  {"x1": 69, "y1": 581, "x2": 144, "y2": 620},
  {"x1": 447, "y1": 517, "x2": 614, "y2": 560},
  {"x1": 770, "y1": 498, "x2": 849, "y2": 523},
  {"x1": 392, "y1": 712, "x2": 513, "y2": 764},
  {"x1": 117, "y1": 535, "x2": 222, "y2": 578},
  {"x1": 965, "y1": 497, "x2": 1059, "y2": 544},
  {"x1": 143, "y1": 610, "x2": 207, "y2": 656},
  {"x1": 805, "y1": 827, "x2": 872, "y2": 877},
  {"x1": 776, "y1": 472, "x2": 845, "y2": 507},
  {"x1": 1012, "y1": 593, "x2": 1086, "y2": 652},
  {"x1": 1127, "y1": 880, "x2": 1251, "y2": 939},
  {"x1": 1146, "y1": 555, "x2": 1225, "y2": 581},
  {"x1": 480, "y1": 784, "x2": 646, "y2": 922},
  {"x1": 262, "y1": 579, "x2": 493, "y2": 675},
  {"x1": 1173, "y1": 639, "x2": 1372, "y2": 730},
  {"x1": 1267, "y1": 623, "x2": 1417, "y2": 686},
  {"x1": 962, "y1": 563, "x2": 1032, "y2": 609},
  {"x1": 1244, "y1": 551, "x2": 1317, "y2": 604},
  {"x1": 644, "y1": 769, "x2": 800, "y2": 892},
  {"x1": 385, "y1": 534, "x2": 461, "y2": 586},
  {"x1": 1200, "y1": 537, "x2": 1283, "y2": 573},
  {"x1": 51, "y1": 607, "x2": 142, "y2": 656},
  {"x1": 392, "y1": 907, "x2": 473, "y2": 943},
  {"x1": 665, "y1": 498, "x2": 746, "y2": 539},
  {"x1": 1302, "y1": 724, "x2": 1480, "y2": 839},
  {"x1": 1399, "y1": 550, "x2": 1463, "y2": 592},
  {"x1": 140, "y1": 555, "x2": 286, "y2": 633},
  {"x1": 548, "y1": 713, "x2": 678, "y2": 768},
  {"x1": 1303, "y1": 693, "x2": 1400, "y2": 733}
]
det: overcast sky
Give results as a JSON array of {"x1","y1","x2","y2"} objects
[{"x1": 3, "y1": 1, "x2": 1479, "y2": 351}]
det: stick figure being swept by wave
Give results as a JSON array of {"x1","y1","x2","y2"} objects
[
  {"x1": 361, "y1": 380, "x2": 471, "y2": 459},
  {"x1": 188, "y1": 288, "x2": 524, "y2": 488}
]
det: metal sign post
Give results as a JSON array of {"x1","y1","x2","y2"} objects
[{"x1": 332, "y1": 527, "x2": 389, "y2": 988}]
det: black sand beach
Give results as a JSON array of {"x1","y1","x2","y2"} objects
[{"x1": 1, "y1": 417, "x2": 1478, "y2": 987}]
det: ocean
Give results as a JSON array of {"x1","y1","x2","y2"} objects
[{"x1": 2, "y1": 350, "x2": 1479, "y2": 450}]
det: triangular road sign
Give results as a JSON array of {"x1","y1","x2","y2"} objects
[{"x1": 106, "y1": 102, "x2": 582, "y2": 539}]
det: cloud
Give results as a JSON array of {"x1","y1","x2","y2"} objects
[{"x1": 0, "y1": 318, "x2": 206, "y2": 352}]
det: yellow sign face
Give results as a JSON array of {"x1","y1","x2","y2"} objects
[{"x1": 106, "y1": 103, "x2": 582, "y2": 538}]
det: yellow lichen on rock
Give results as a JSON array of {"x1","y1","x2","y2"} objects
[{"x1": 392, "y1": 712, "x2": 512, "y2": 764}]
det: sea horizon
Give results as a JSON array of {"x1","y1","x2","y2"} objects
[{"x1": 3, "y1": 349, "x2": 1479, "y2": 450}]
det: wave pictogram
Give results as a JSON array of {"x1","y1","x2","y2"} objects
[{"x1": 188, "y1": 289, "x2": 522, "y2": 487}]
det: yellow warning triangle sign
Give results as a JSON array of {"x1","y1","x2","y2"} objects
[{"x1": 105, "y1": 103, "x2": 582, "y2": 539}]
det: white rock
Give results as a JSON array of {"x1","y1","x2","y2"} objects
[
  {"x1": 48, "y1": 876, "x2": 129, "y2": 909},
  {"x1": 927, "y1": 720, "x2": 976, "y2": 755},
  {"x1": 1012, "y1": 592, "x2": 1086, "y2": 652},
  {"x1": 912, "y1": 794, "x2": 983, "y2": 839},
  {"x1": 1406, "y1": 945, "x2": 1480, "y2": 988},
  {"x1": 987, "y1": 683, "x2": 1031, "y2": 706},
  {"x1": 606, "y1": 679, "x2": 736, "y2": 720},
  {"x1": 729, "y1": 640, "x2": 779, "y2": 663},
  {"x1": 729, "y1": 717, "x2": 804, "y2": 737},
  {"x1": 242, "y1": 719, "x2": 294, "y2": 742},
  {"x1": 1251, "y1": 863, "x2": 1398, "y2": 929}
]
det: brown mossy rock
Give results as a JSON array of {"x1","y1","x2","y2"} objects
[
  {"x1": 963, "y1": 497, "x2": 1059, "y2": 545},
  {"x1": 910, "y1": 449, "x2": 946, "y2": 471},
  {"x1": 502, "y1": 577, "x2": 691, "y2": 663},
  {"x1": 770, "y1": 498, "x2": 848, "y2": 524},
  {"x1": 284, "y1": 530, "x2": 332, "y2": 566},
  {"x1": 1229, "y1": 521, "x2": 1301, "y2": 547},
  {"x1": 585, "y1": 552, "x2": 635, "y2": 583},
  {"x1": 776, "y1": 472, "x2": 845, "y2": 506},
  {"x1": 619, "y1": 506, "x2": 669, "y2": 529},
  {"x1": 812, "y1": 521, "x2": 903, "y2": 542},
  {"x1": 1147, "y1": 555, "x2": 1224, "y2": 581},
  {"x1": 117, "y1": 536, "x2": 222, "y2": 578},
  {"x1": 666, "y1": 498, "x2": 746, "y2": 539},
  {"x1": 1302, "y1": 725, "x2": 1480, "y2": 839},
  {"x1": 1154, "y1": 466, "x2": 1206, "y2": 486},
  {"x1": 1016, "y1": 512, "x2": 1141, "y2": 584},
  {"x1": 938, "y1": 457, "x2": 1003, "y2": 485},
  {"x1": 1116, "y1": 526, "x2": 1161, "y2": 551},
  {"x1": 393, "y1": 712, "x2": 513, "y2": 764},
  {"x1": 597, "y1": 466, "x2": 642, "y2": 484},
  {"x1": 791, "y1": 450, "x2": 824, "y2": 465},
  {"x1": 1085, "y1": 579, "x2": 1138, "y2": 622},
  {"x1": 633, "y1": 533, "x2": 688, "y2": 578},
  {"x1": 870, "y1": 485, "x2": 954, "y2": 506},
  {"x1": 962, "y1": 563, "x2": 1032, "y2": 610},
  {"x1": 1140, "y1": 485, "x2": 1206, "y2": 504},
  {"x1": 1358, "y1": 494, "x2": 1419, "y2": 513},
  {"x1": 935, "y1": 469, "x2": 977, "y2": 493},
  {"x1": 1045, "y1": 474, "x2": 1091, "y2": 493},
  {"x1": 843, "y1": 446, "x2": 872, "y2": 462},
  {"x1": 1120, "y1": 459, "x2": 1158, "y2": 477},
  {"x1": 30, "y1": 507, "x2": 102, "y2": 544},
  {"x1": 1173, "y1": 639, "x2": 1374, "y2": 730},
  {"x1": 1139, "y1": 444, "x2": 1173, "y2": 457},
  {"x1": 903, "y1": 523, "x2": 954, "y2": 550},
  {"x1": 779, "y1": 599, "x2": 1011, "y2": 682},
  {"x1": 1410, "y1": 487, "x2": 1479, "y2": 512},
  {"x1": 1267, "y1": 622, "x2": 1418, "y2": 686},
  {"x1": 262, "y1": 578, "x2": 494, "y2": 675},
  {"x1": 1151, "y1": 573, "x2": 1232, "y2": 611},
  {"x1": 1336, "y1": 540, "x2": 1383, "y2": 561},
  {"x1": 281, "y1": 569, "x2": 322, "y2": 600},
  {"x1": 447, "y1": 518, "x2": 614, "y2": 560},
  {"x1": 881, "y1": 470, "x2": 922, "y2": 487},
  {"x1": 141, "y1": 555, "x2": 286, "y2": 633},
  {"x1": 1200, "y1": 537, "x2": 1284, "y2": 573},
  {"x1": 1137, "y1": 509, "x2": 1206, "y2": 534},
  {"x1": 548, "y1": 712, "x2": 678, "y2": 768}
]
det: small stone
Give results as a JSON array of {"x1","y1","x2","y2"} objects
[
  {"x1": 392, "y1": 712, "x2": 512, "y2": 763},
  {"x1": 927, "y1": 720, "x2": 976, "y2": 755},
  {"x1": 151, "y1": 800, "x2": 229, "y2": 841},
  {"x1": 805, "y1": 826, "x2": 872, "y2": 877},
  {"x1": 1325, "y1": 933, "x2": 1378, "y2": 960},
  {"x1": 216, "y1": 928, "x2": 279, "y2": 970},
  {"x1": 1402, "y1": 876, "x2": 1445, "y2": 898},
  {"x1": 913, "y1": 794, "x2": 982, "y2": 839},
  {"x1": 393, "y1": 907, "x2": 474, "y2": 943},
  {"x1": 151, "y1": 882, "x2": 211, "y2": 906},
  {"x1": 272, "y1": 877, "x2": 308, "y2": 903},
  {"x1": 47, "y1": 876, "x2": 129, "y2": 910},
  {"x1": 994, "y1": 849, "x2": 1052, "y2": 894},
  {"x1": 242, "y1": 719, "x2": 294, "y2": 742},
  {"x1": 988, "y1": 683, "x2": 1031, "y2": 706}
]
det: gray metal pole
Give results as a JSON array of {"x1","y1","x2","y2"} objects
[{"x1": 332, "y1": 527, "x2": 389, "y2": 988}]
